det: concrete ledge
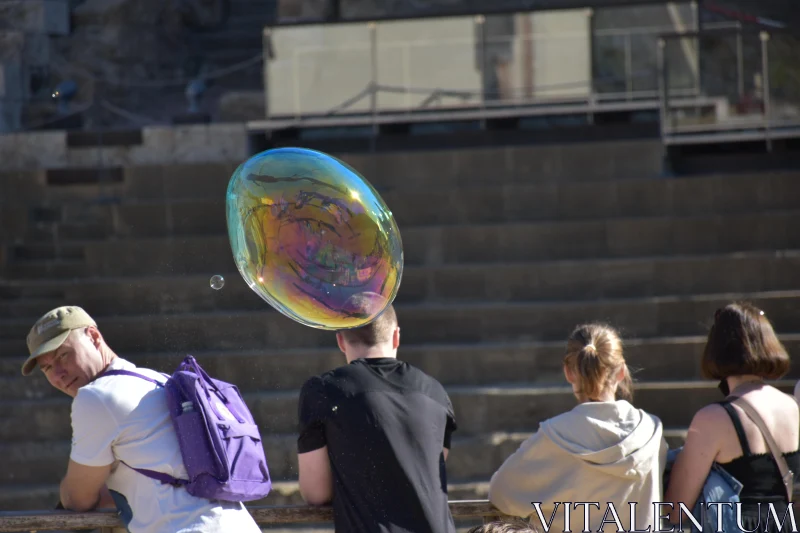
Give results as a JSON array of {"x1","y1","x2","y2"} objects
[
  {"x1": 0, "y1": 131, "x2": 66, "y2": 168},
  {"x1": 0, "y1": 123, "x2": 249, "y2": 170}
]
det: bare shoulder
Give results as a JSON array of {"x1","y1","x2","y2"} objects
[
  {"x1": 691, "y1": 402, "x2": 729, "y2": 427},
  {"x1": 684, "y1": 403, "x2": 731, "y2": 450}
]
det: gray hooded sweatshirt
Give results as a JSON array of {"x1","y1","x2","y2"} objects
[{"x1": 488, "y1": 400, "x2": 668, "y2": 533}]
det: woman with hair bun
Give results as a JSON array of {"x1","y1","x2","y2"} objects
[{"x1": 488, "y1": 323, "x2": 668, "y2": 532}]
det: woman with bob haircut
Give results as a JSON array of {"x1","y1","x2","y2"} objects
[
  {"x1": 665, "y1": 302, "x2": 799, "y2": 533},
  {"x1": 489, "y1": 323, "x2": 668, "y2": 533}
]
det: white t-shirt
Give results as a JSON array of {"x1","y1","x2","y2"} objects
[{"x1": 70, "y1": 358, "x2": 261, "y2": 533}]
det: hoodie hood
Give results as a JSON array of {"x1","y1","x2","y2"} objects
[
  {"x1": 539, "y1": 400, "x2": 665, "y2": 480},
  {"x1": 488, "y1": 399, "x2": 668, "y2": 530}
]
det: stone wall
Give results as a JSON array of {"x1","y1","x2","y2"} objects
[
  {"x1": 0, "y1": 1, "x2": 70, "y2": 132},
  {"x1": 0, "y1": 0, "x2": 237, "y2": 132},
  {"x1": 0, "y1": 123, "x2": 249, "y2": 170}
]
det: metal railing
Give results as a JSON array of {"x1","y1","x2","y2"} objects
[
  {"x1": 658, "y1": 25, "x2": 800, "y2": 146},
  {"x1": 0, "y1": 500, "x2": 504, "y2": 532},
  {"x1": 261, "y1": 7, "x2": 739, "y2": 122}
]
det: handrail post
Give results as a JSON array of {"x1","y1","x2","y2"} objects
[
  {"x1": 624, "y1": 31, "x2": 632, "y2": 101},
  {"x1": 586, "y1": 7, "x2": 595, "y2": 124},
  {"x1": 291, "y1": 48, "x2": 300, "y2": 120},
  {"x1": 369, "y1": 20, "x2": 378, "y2": 144},
  {"x1": 735, "y1": 22, "x2": 744, "y2": 98},
  {"x1": 691, "y1": 0, "x2": 702, "y2": 98},
  {"x1": 476, "y1": 14, "x2": 486, "y2": 115},
  {"x1": 657, "y1": 37, "x2": 668, "y2": 141},
  {"x1": 760, "y1": 30, "x2": 772, "y2": 152},
  {"x1": 262, "y1": 27, "x2": 272, "y2": 119}
]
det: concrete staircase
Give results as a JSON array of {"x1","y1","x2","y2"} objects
[{"x1": 1, "y1": 139, "x2": 800, "y2": 515}]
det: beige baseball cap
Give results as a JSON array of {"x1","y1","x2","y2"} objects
[{"x1": 22, "y1": 306, "x2": 97, "y2": 376}]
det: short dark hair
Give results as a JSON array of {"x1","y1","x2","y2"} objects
[
  {"x1": 338, "y1": 303, "x2": 398, "y2": 347},
  {"x1": 467, "y1": 520, "x2": 538, "y2": 533},
  {"x1": 701, "y1": 302, "x2": 790, "y2": 381}
]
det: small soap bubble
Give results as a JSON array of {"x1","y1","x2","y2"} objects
[{"x1": 210, "y1": 275, "x2": 225, "y2": 290}]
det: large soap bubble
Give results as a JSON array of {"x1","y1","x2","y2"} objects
[{"x1": 226, "y1": 147, "x2": 403, "y2": 330}]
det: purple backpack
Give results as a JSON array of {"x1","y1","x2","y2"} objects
[{"x1": 102, "y1": 355, "x2": 272, "y2": 502}]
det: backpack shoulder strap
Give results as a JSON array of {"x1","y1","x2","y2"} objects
[
  {"x1": 119, "y1": 461, "x2": 188, "y2": 488},
  {"x1": 97, "y1": 371, "x2": 188, "y2": 487},
  {"x1": 101, "y1": 369, "x2": 166, "y2": 387}
]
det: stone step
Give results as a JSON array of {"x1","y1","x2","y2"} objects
[
  {"x1": 8, "y1": 242, "x2": 84, "y2": 261},
  {"x1": 2, "y1": 251, "x2": 799, "y2": 318},
  {"x1": 0, "y1": 484, "x2": 60, "y2": 512},
  {"x1": 0, "y1": 340, "x2": 26, "y2": 359},
  {"x1": 0, "y1": 428, "x2": 691, "y2": 487},
  {"x1": 14, "y1": 205, "x2": 794, "y2": 281},
  {"x1": 22, "y1": 167, "x2": 800, "y2": 214},
  {"x1": 3, "y1": 380, "x2": 794, "y2": 442},
  {"x1": 10, "y1": 335, "x2": 800, "y2": 398},
  {"x1": 2, "y1": 289, "x2": 799, "y2": 350},
  {"x1": 13, "y1": 211, "x2": 793, "y2": 278},
  {"x1": 0, "y1": 283, "x2": 63, "y2": 300},
  {"x1": 0, "y1": 297, "x2": 65, "y2": 320},
  {"x1": 26, "y1": 220, "x2": 111, "y2": 241},
  {"x1": 4, "y1": 259, "x2": 87, "y2": 280},
  {"x1": 17, "y1": 172, "x2": 800, "y2": 240},
  {"x1": 2, "y1": 141, "x2": 667, "y2": 205}
]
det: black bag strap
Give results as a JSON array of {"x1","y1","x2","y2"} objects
[
  {"x1": 719, "y1": 399, "x2": 752, "y2": 456},
  {"x1": 731, "y1": 396, "x2": 794, "y2": 502}
]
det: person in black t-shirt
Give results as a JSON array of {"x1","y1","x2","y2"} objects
[{"x1": 296, "y1": 301, "x2": 458, "y2": 533}]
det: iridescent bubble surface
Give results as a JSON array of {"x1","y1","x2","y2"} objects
[
  {"x1": 209, "y1": 275, "x2": 225, "y2": 290},
  {"x1": 225, "y1": 147, "x2": 403, "y2": 330}
]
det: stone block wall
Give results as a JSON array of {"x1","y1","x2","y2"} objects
[
  {"x1": 0, "y1": 123, "x2": 250, "y2": 170},
  {"x1": 0, "y1": 0, "x2": 70, "y2": 133}
]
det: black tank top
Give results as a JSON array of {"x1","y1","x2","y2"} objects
[{"x1": 716, "y1": 399, "x2": 800, "y2": 502}]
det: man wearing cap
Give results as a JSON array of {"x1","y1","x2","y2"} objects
[{"x1": 23, "y1": 306, "x2": 260, "y2": 533}]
